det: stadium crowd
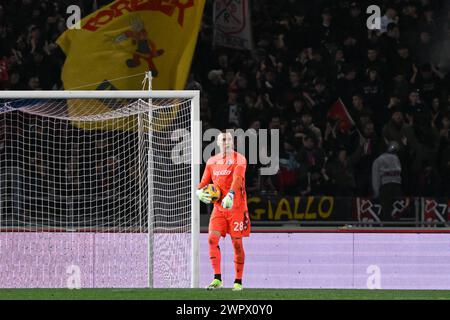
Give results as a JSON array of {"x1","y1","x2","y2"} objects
[
  {"x1": 194, "y1": 0, "x2": 450, "y2": 198},
  {"x1": 1, "y1": 0, "x2": 450, "y2": 199}
]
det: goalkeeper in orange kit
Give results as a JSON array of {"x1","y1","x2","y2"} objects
[{"x1": 196, "y1": 131, "x2": 251, "y2": 291}]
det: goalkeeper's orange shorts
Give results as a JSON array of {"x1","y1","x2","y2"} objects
[{"x1": 209, "y1": 207, "x2": 251, "y2": 238}]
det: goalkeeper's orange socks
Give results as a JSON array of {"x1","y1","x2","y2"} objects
[
  {"x1": 232, "y1": 238, "x2": 245, "y2": 283},
  {"x1": 208, "y1": 233, "x2": 221, "y2": 276},
  {"x1": 209, "y1": 235, "x2": 245, "y2": 285}
]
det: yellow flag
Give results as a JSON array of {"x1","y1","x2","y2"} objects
[
  {"x1": 56, "y1": 0, "x2": 205, "y2": 129},
  {"x1": 57, "y1": 0, "x2": 205, "y2": 90}
]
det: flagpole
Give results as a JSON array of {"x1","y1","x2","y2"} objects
[{"x1": 336, "y1": 98, "x2": 363, "y2": 139}]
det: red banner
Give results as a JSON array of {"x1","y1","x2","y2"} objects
[{"x1": 327, "y1": 98, "x2": 355, "y2": 132}]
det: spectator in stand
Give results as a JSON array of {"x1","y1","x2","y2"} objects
[
  {"x1": 303, "y1": 77, "x2": 333, "y2": 127},
  {"x1": 372, "y1": 141, "x2": 403, "y2": 222},
  {"x1": 227, "y1": 91, "x2": 245, "y2": 128},
  {"x1": 27, "y1": 76, "x2": 41, "y2": 90},
  {"x1": 393, "y1": 43, "x2": 415, "y2": 81},
  {"x1": 330, "y1": 47, "x2": 346, "y2": 80},
  {"x1": 0, "y1": 55, "x2": 8, "y2": 89},
  {"x1": 414, "y1": 29, "x2": 434, "y2": 65},
  {"x1": 281, "y1": 67, "x2": 303, "y2": 106},
  {"x1": 350, "y1": 94, "x2": 373, "y2": 128},
  {"x1": 352, "y1": 121, "x2": 382, "y2": 196},
  {"x1": 431, "y1": 96, "x2": 445, "y2": 127},
  {"x1": 439, "y1": 113, "x2": 450, "y2": 195},
  {"x1": 303, "y1": 48, "x2": 328, "y2": 82},
  {"x1": 336, "y1": 64, "x2": 359, "y2": 107},
  {"x1": 299, "y1": 110, "x2": 322, "y2": 145},
  {"x1": 277, "y1": 139, "x2": 300, "y2": 195},
  {"x1": 382, "y1": 106, "x2": 411, "y2": 191},
  {"x1": 385, "y1": 92, "x2": 403, "y2": 115},
  {"x1": 438, "y1": 112, "x2": 450, "y2": 154},
  {"x1": 287, "y1": 97, "x2": 310, "y2": 121},
  {"x1": 383, "y1": 106, "x2": 405, "y2": 146},
  {"x1": 380, "y1": 6, "x2": 399, "y2": 34},
  {"x1": 380, "y1": 23, "x2": 401, "y2": 64},
  {"x1": 346, "y1": 2, "x2": 366, "y2": 44},
  {"x1": 342, "y1": 31, "x2": 362, "y2": 66},
  {"x1": 411, "y1": 63, "x2": 444, "y2": 106},
  {"x1": 399, "y1": 2, "x2": 420, "y2": 48},
  {"x1": 402, "y1": 110, "x2": 439, "y2": 195},
  {"x1": 419, "y1": 6, "x2": 440, "y2": 36},
  {"x1": 325, "y1": 148, "x2": 357, "y2": 197},
  {"x1": 200, "y1": 95, "x2": 212, "y2": 127},
  {"x1": 362, "y1": 68, "x2": 385, "y2": 126},
  {"x1": 298, "y1": 133, "x2": 326, "y2": 196},
  {"x1": 322, "y1": 119, "x2": 341, "y2": 160},
  {"x1": 313, "y1": 8, "x2": 339, "y2": 49},
  {"x1": 206, "y1": 69, "x2": 227, "y2": 111},
  {"x1": 364, "y1": 46, "x2": 389, "y2": 81}
]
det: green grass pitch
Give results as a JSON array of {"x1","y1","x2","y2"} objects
[{"x1": 0, "y1": 289, "x2": 450, "y2": 300}]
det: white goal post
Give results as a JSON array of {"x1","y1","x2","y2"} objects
[{"x1": 0, "y1": 90, "x2": 200, "y2": 288}]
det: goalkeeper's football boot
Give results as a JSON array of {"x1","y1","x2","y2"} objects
[
  {"x1": 206, "y1": 279, "x2": 223, "y2": 290},
  {"x1": 232, "y1": 283, "x2": 243, "y2": 291}
]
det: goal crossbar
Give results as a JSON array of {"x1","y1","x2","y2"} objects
[{"x1": 0, "y1": 90, "x2": 200, "y2": 100}]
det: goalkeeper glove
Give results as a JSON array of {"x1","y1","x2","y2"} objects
[
  {"x1": 196, "y1": 188, "x2": 212, "y2": 204},
  {"x1": 221, "y1": 190, "x2": 235, "y2": 209}
]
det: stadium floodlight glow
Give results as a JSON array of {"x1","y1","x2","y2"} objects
[{"x1": 0, "y1": 90, "x2": 200, "y2": 289}]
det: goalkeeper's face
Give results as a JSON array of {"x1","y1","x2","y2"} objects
[{"x1": 218, "y1": 132, "x2": 234, "y2": 155}]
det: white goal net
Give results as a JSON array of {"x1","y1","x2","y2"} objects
[{"x1": 0, "y1": 91, "x2": 200, "y2": 288}]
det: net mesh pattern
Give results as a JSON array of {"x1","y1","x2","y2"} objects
[{"x1": 0, "y1": 97, "x2": 193, "y2": 288}]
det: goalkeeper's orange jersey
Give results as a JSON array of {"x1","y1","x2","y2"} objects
[{"x1": 198, "y1": 150, "x2": 248, "y2": 212}]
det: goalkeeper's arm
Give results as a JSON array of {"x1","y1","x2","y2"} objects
[
  {"x1": 196, "y1": 165, "x2": 212, "y2": 204},
  {"x1": 197, "y1": 164, "x2": 212, "y2": 190},
  {"x1": 222, "y1": 172, "x2": 244, "y2": 209}
]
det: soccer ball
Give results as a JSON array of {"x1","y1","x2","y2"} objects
[{"x1": 203, "y1": 184, "x2": 221, "y2": 203}]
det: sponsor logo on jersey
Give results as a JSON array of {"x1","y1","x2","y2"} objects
[{"x1": 213, "y1": 169, "x2": 231, "y2": 176}]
